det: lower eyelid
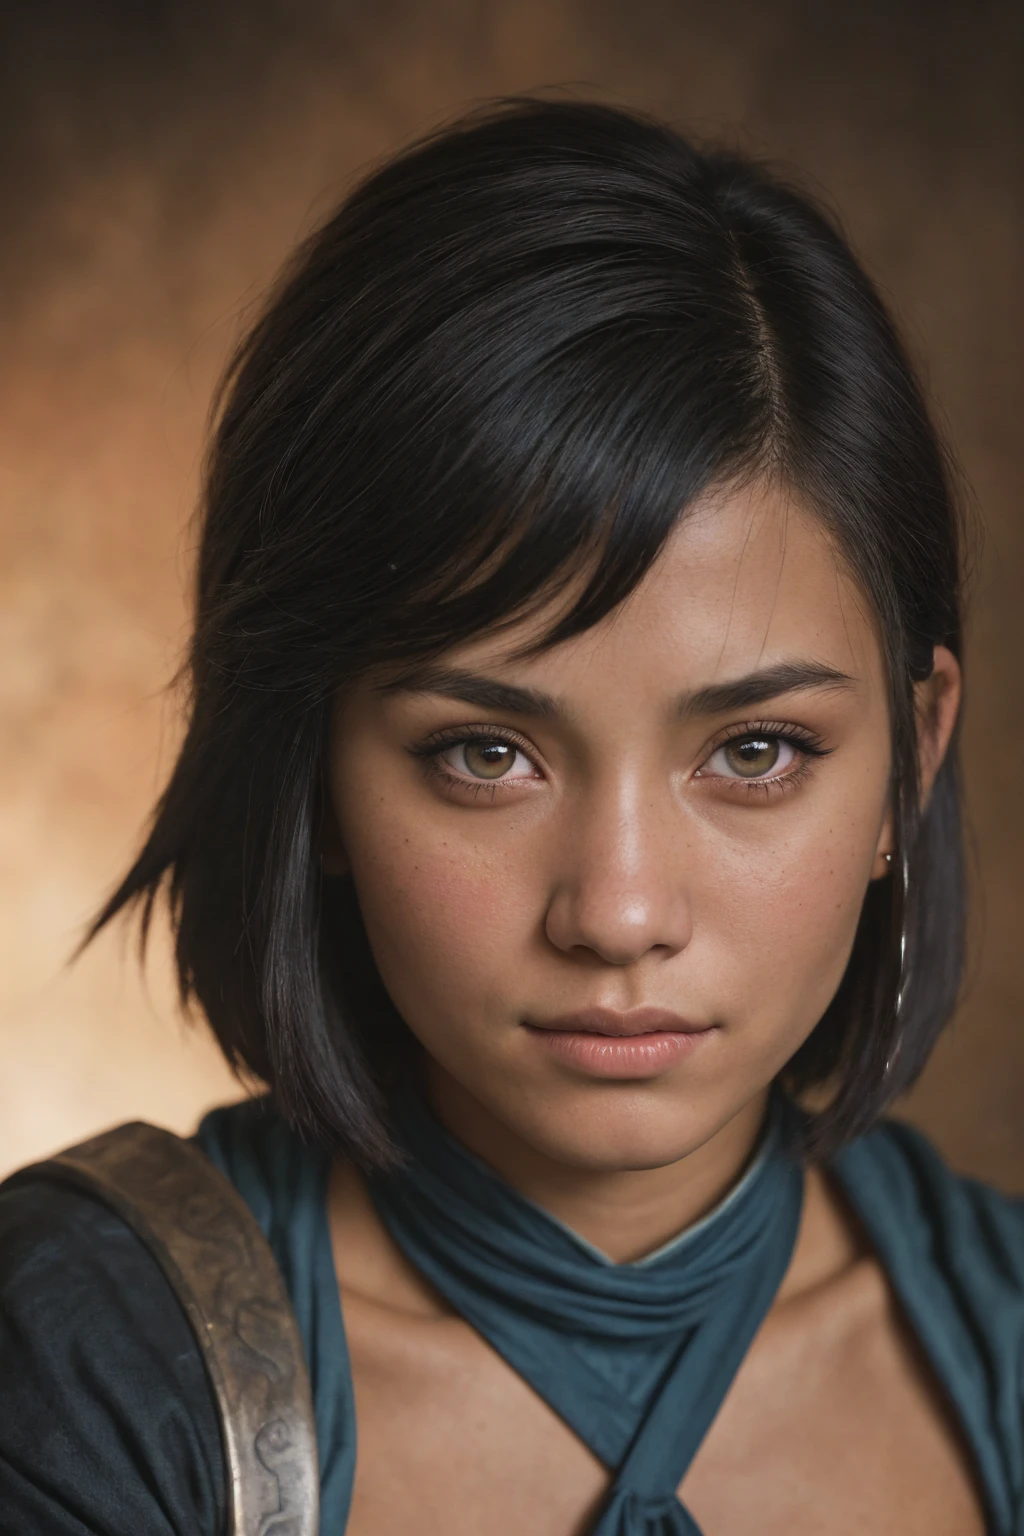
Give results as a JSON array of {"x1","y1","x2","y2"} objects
[{"x1": 696, "y1": 765, "x2": 814, "y2": 806}]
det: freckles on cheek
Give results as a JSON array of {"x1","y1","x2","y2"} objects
[
  {"x1": 712, "y1": 816, "x2": 874, "y2": 979},
  {"x1": 351, "y1": 817, "x2": 535, "y2": 982}
]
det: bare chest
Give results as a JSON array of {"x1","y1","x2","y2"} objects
[{"x1": 340, "y1": 1261, "x2": 986, "y2": 1536}]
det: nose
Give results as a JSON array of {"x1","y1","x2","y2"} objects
[{"x1": 543, "y1": 780, "x2": 692, "y2": 965}]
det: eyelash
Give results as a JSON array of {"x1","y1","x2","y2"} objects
[
  {"x1": 410, "y1": 720, "x2": 832, "y2": 802},
  {"x1": 695, "y1": 720, "x2": 833, "y2": 801},
  {"x1": 410, "y1": 725, "x2": 538, "y2": 801}
]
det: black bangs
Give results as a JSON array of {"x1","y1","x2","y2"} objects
[
  {"x1": 91, "y1": 98, "x2": 965, "y2": 1165},
  {"x1": 199, "y1": 106, "x2": 778, "y2": 684}
]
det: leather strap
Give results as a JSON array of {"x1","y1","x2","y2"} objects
[{"x1": 7, "y1": 1121, "x2": 320, "y2": 1536}]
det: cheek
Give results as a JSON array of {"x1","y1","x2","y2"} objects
[
  {"x1": 705, "y1": 796, "x2": 882, "y2": 1033},
  {"x1": 338, "y1": 782, "x2": 541, "y2": 1028}
]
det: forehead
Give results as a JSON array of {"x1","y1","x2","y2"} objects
[{"x1": 445, "y1": 481, "x2": 882, "y2": 694}]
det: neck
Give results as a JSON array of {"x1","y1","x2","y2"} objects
[{"x1": 426, "y1": 1069, "x2": 770, "y2": 1265}]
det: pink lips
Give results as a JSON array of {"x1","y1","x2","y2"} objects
[{"x1": 524, "y1": 1007, "x2": 716, "y2": 1079}]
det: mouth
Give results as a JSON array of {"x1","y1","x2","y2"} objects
[
  {"x1": 529, "y1": 1006, "x2": 713, "y2": 1037},
  {"x1": 522, "y1": 1008, "x2": 717, "y2": 1079}
]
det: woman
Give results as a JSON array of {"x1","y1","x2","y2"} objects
[{"x1": 0, "y1": 98, "x2": 1019, "y2": 1535}]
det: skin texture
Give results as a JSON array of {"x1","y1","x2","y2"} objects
[{"x1": 325, "y1": 480, "x2": 974, "y2": 1533}]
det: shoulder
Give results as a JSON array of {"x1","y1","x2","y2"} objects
[
  {"x1": 197, "y1": 1097, "x2": 356, "y2": 1530},
  {"x1": 0, "y1": 1166, "x2": 224, "y2": 1535},
  {"x1": 831, "y1": 1118, "x2": 1024, "y2": 1526},
  {"x1": 195, "y1": 1095, "x2": 332, "y2": 1283},
  {"x1": 834, "y1": 1116, "x2": 1024, "y2": 1290},
  {"x1": 197, "y1": 1094, "x2": 328, "y2": 1219}
]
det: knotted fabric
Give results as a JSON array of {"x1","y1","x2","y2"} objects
[{"x1": 368, "y1": 1094, "x2": 804, "y2": 1536}]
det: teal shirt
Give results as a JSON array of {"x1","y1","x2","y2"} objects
[{"x1": 194, "y1": 1099, "x2": 1024, "y2": 1535}]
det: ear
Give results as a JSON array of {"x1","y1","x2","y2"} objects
[
  {"x1": 915, "y1": 644, "x2": 962, "y2": 810},
  {"x1": 869, "y1": 644, "x2": 961, "y2": 880}
]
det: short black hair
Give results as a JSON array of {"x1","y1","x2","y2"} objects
[{"x1": 93, "y1": 98, "x2": 966, "y2": 1165}]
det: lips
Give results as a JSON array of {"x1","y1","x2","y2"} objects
[
  {"x1": 527, "y1": 1006, "x2": 711, "y2": 1038},
  {"x1": 523, "y1": 1008, "x2": 715, "y2": 1078}
]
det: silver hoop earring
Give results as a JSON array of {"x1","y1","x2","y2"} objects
[{"x1": 885, "y1": 853, "x2": 910, "y2": 1078}]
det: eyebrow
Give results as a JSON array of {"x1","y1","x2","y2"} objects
[
  {"x1": 677, "y1": 661, "x2": 857, "y2": 719},
  {"x1": 380, "y1": 665, "x2": 564, "y2": 719},
  {"x1": 382, "y1": 659, "x2": 856, "y2": 721}
]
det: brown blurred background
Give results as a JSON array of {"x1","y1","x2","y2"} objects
[{"x1": 1, "y1": 0, "x2": 1021, "y2": 1182}]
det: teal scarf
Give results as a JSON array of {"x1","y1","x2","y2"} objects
[
  {"x1": 198, "y1": 1095, "x2": 1024, "y2": 1533},
  {"x1": 368, "y1": 1095, "x2": 803, "y2": 1535}
]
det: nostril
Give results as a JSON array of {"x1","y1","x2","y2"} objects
[{"x1": 544, "y1": 889, "x2": 692, "y2": 965}]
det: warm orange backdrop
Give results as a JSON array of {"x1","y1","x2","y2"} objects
[{"x1": 2, "y1": 1, "x2": 1021, "y2": 1182}]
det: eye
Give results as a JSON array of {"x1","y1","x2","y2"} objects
[
  {"x1": 702, "y1": 735, "x2": 798, "y2": 780},
  {"x1": 440, "y1": 737, "x2": 538, "y2": 782}
]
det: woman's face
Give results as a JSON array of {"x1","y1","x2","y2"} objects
[{"x1": 328, "y1": 481, "x2": 958, "y2": 1172}]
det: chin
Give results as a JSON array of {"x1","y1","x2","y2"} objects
[{"x1": 508, "y1": 1084, "x2": 732, "y2": 1173}]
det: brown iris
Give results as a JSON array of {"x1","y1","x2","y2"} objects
[
  {"x1": 724, "y1": 737, "x2": 780, "y2": 777},
  {"x1": 462, "y1": 740, "x2": 517, "y2": 779}
]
